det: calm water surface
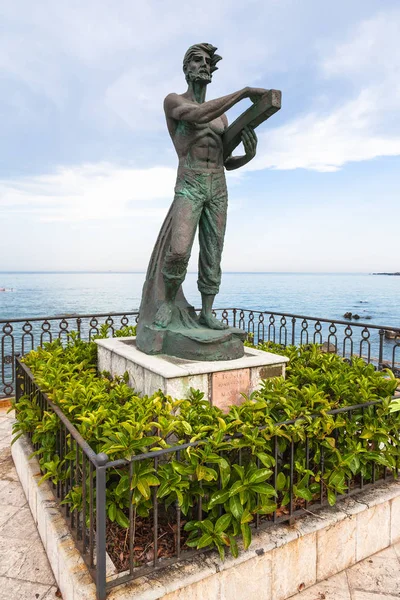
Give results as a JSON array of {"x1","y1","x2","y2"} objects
[{"x1": 0, "y1": 272, "x2": 399, "y2": 327}]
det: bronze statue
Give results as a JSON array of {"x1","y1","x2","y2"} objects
[{"x1": 137, "y1": 43, "x2": 281, "y2": 360}]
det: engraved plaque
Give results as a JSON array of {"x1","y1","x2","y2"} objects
[{"x1": 212, "y1": 368, "x2": 251, "y2": 413}]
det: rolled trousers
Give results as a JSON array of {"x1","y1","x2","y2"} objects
[{"x1": 162, "y1": 167, "x2": 228, "y2": 296}]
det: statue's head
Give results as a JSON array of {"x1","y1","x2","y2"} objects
[{"x1": 183, "y1": 43, "x2": 222, "y2": 85}]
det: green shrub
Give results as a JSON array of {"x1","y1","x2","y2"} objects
[{"x1": 13, "y1": 335, "x2": 400, "y2": 562}]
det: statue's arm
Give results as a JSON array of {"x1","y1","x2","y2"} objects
[
  {"x1": 164, "y1": 88, "x2": 266, "y2": 124},
  {"x1": 224, "y1": 125, "x2": 258, "y2": 171}
]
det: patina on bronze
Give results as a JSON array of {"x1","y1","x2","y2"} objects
[{"x1": 137, "y1": 43, "x2": 281, "y2": 360}]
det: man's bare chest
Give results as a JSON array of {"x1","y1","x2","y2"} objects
[
  {"x1": 174, "y1": 116, "x2": 225, "y2": 138},
  {"x1": 195, "y1": 116, "x2": 225, "y2": 136}
]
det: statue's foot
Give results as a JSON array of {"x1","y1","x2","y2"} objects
[
  {"x1": 154, "y1": 302, "x2": 173, "y2": 329},
  {"x1": 198, "y1": 311, "x2": 229, "y2": 330}
]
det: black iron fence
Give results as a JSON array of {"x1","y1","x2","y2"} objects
[
  {"x1": 1, "y1": 311, "x2": 139, "y2": 397},
  {"x1": 3, "y1": 308, "x2": 400, "y2": 397},
  {"x1": 15, "y1": 358, "x2": 399, "y2": 600}
]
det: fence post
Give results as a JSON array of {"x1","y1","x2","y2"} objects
[
  {"x1": 378, "y1": 329, "x2": 385, "y2": 370},
  {"x1": 77, "y1": 318, "x2": 82, "y2": 340},
  {"x1": 96, "y1": 453, "x2": 108, "y2": 600},
  {"x1": 15, "y1": 358, "x2": 20, "y2": 402}
]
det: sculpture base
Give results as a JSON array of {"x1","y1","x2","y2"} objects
[
  {"x1": 96, "y1": 337, "x2": 289, "y2": 412},
  {"x1": 137, "y1": 322, "x2": 246, "y2": 361}
]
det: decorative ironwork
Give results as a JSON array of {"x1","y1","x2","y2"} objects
[
  {"x1": 2, "y1": 308, "x2": 400, "y2": 397},
  {"x1": 248, "y1": 311, "x2": 255, "y2": 336},
  {"x1": 279, "y1": 316, "x2": 287, "y2": 345},
  {"x1": 1, "y1": 311, "x2": 140, "y2": 397},
  {"x1": 360, "y1": 327, "x2": 371, "y2": 363},
  {"x1": 40, "y1": 320, "x2": 52, "y2": 345},
  {"x1": 313, "y1": 320, "x2": 322, "y2": 344},
  {"x1": 257, "y1": 312, "x2": 265, "y2": 343},
  {"x1": 59, "y1": 318, "x2": 70, "y2": 341},
  {"x1": 300, "y1": 318, "x2": 309, "y2": 345},
  {"x1": 343, "y1": 325, "x2": 354, "y2": 358},
  {"x1": 268, "y1": 314, "x2": 275, "y2": 342}
]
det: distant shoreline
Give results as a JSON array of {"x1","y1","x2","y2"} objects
[{"x1": 373, "y1": 273, "x2": 400, "y2": 276}]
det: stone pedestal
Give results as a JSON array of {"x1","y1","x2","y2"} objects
[{"x1": 96, "y1": 337, "x2": 288, "y2": 412}]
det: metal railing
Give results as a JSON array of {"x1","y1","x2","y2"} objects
[
  {"x1": 15, "y1": 358, "x2": 399, "y2": 600},
  {"x1": 1, "y1": 311, "x2": 139, "y2": 397},
  {"x1": 3, "y1": 308, "x2": 400, "y2": 397}
]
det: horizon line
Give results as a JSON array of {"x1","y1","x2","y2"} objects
[{"x1": 0, "y1": 270, "x2": 377, "y2": 275}]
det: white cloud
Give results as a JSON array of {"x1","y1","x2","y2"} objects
[
  {"x1": 321, "y1": 10, "x2": 400, "y2": 81},
  {"x1": 250, "y1": 9, "x2": 400, "y2": 172},
  {"x1": 0, "y1": 163, "x2": 176, "y2": 222}
]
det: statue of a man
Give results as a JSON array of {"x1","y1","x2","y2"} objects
[{"x1": 136, "y1": 43, "x2": 270, "y2": 360}]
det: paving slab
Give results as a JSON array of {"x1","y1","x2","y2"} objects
[
  {"x1": 0, "y1": 479, "x2": 29, "y2": 507},
  {"x1": 351, "y1": 593, "x2": 400, "y2": 600},
  {"x1": 393, "y1": 541, "x2": 400, "y2": 560},
  {"x1": 0, "y1": 407, "x2": 59, "y2": 598},
  {"x1": 346, "y1": 546, "x2": 400, "y2": 597},
  {"x1": 290, "y1": 572, "x2": 351, "y2": 599},
  {"x1": 0, "y1": 576, "x2": 53, "y2": 600},
  {"x1": 0, "y1": 506, "x2": 41, "y2": 540}
]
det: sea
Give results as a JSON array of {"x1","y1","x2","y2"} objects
[{"x1": 0, "y1": 272, "x2": 399, "y2": 327}]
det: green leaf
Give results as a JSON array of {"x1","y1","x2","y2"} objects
[
  {"x1": 281, "y1": 491, "x2": 290, "y2": 506},
  {"x1": 171, "y1": 460, "x2": 192, "y2": 475},
  {"x1": 248, "y1": 468, "x2": 273, "y2": 484},
  {"x1": 115, "y1": 509, "x2": 130, "y2": 528},
  {"x1": 250, "y1": 483, "x2": 277, "y2": 496},
  {"x1": 201, "y1": 519, "x2": 214, "y2": 533},
  {"x1": 181, "y1": 421, "x2": 192, "y2": 435},
  {"x1": 144, "y1": 474, "x2": 160, "y2": 487},
  {"x1": 108, "y1": 502, "x2": 117, "y2": 522},
  {"x1": 185, "y1": 538, "x2": 201, "y2": 548},
  {"x1": 258, "y1": 499, "x2": 277, "y2": 514},
  {"x1": 215, "y1": 513, "x2": 232, "y2": 533},
  {"x1": 197, "y1": 534, "x2": 213, "y2": 549},
  {"x1": 215, "y1": 540, "x2": 225, "y2": 561},
  {"x1": 229, "y1": 495, "x2": 243, "y2": 521},
  {"x1": 241, "y1": 522, "x2": 252, "y2": 550},
  {"x1": 293, "y1": 485, "x2": 313, "y2": 501},
  {"x1": 389, "y1": 399, "x2": 400, "y2": 413},
  {"x1": 229, "y1": 481, "x2": 246, "y2": 497},
  {"x1": 137, "y1": 478, "x2": 151, "y2": 500},
  {"x1": 276, "y1": 472, "x2": 286, "y2": 491},
  {"x1": 327, "y1": 489, "x2": 336, "y2": 506},
  {"x1": 219, "y1": 462, "x2": 231, "y2": 489},
  {"x1": 115, "y1": 476, "x2": 129, "y2": 496},
  {"x1": 208, "y1": 489, "x2": 230, "y2": 508},
  {"x1": 229, "y1": 535, "x2": 239, "y2": 558},
  {"x1": 328, "y1": 470, "x2": 345, "y2": 489},
  {"x1": 256, "y1": 452, "x2": 275, "y2": 468},
  {"x1": 240, "y1": 509, "x2": 253, "y2": 524},
  {"x1": 232, "y1": 464, "x2": 245, "y2": 480},
  {"x1": 184, "y1": 520, "x2": 199, "y2": 532},
  {"x1": 196, "y1": 465, "x2": 218, "y2": 482}
]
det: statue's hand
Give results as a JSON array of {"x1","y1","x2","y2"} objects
[
  {"x1": 242, "y1": 126, "x2": 257, "y2": 159},
  {"x1": 246, "y1": 87, "x2": 268, "y2": 103}
]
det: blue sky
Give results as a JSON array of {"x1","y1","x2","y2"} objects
[{"x1": 1, "y1": 0, "x2": 399, "y2": 272}]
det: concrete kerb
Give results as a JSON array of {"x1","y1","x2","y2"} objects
[{"x1": 11, "y1": 431, "x2": 400, "y2": 600}]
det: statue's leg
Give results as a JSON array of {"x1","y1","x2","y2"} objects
[
  {"x1": 198, "y1": 172, "x2": 228, "y2": 330},
  {"x1": 154, "y1": 187, "x2": 202, "y2": 328}
]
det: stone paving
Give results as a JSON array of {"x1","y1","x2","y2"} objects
[
  {"x1": 0, "y1": 404, "x2": 60, "y2": 600},
  {"x1": 0, "y1": 402, "x2": 399, "y2": 600}
]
